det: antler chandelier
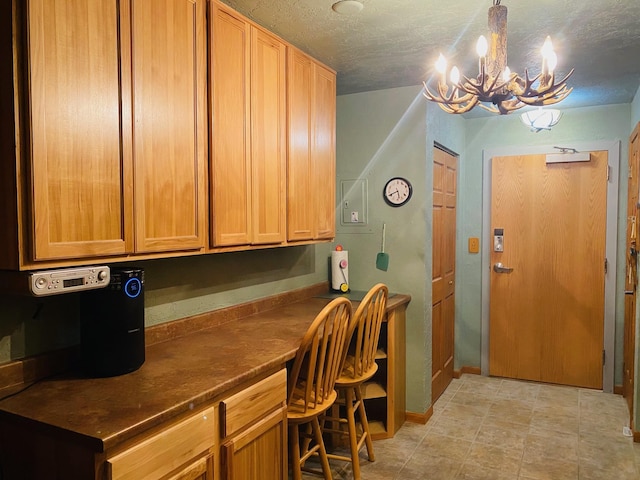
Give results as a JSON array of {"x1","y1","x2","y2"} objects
[{"x1": 423, "y1": 0, "x2": 573, "y2": 115}]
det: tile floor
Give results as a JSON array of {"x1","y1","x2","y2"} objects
[{"x1": 300, "y1": 373, "x2": 640, "y2": 479}]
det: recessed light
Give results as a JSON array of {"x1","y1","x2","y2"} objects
[{"x1": 332, "y1": 0, "x2": 364, "y2": 15}]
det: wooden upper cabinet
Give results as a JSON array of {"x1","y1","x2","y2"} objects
[
  {"x1": 287, "y1": 48, "x2": 336, "y2": 241},
  {"x1": 210, "y1": 4, "x2": 252, "y2": 247},
  {"x1": 287, "y1": 49, "x2": 314, "y2": 241},
  {"x1": 130, "y1": 0, "x2": 207, "y2": 253},
  {"x1": 312, "y1": 62, "x2": 337, "y2": 240},
  {"x1": 23, "y1": 0, "x2": 206, "y2": 263},
  {"x1": 250, "y1": 28, "x2": 287, "y2": 245},
  {"x1": 210, "y1": 2, "x2": 286, "y2": 247},
  {"x1": 27, "y1": 0, "x2": 133, "y2": 261}
]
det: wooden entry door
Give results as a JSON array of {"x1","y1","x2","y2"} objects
[
  {"x1": 489, "y1": 152, "x2": 608, "y2": 389},
  {"x1": 432, "y1": 147, "x2": 457, "y2": 402}
]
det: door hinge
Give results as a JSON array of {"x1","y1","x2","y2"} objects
[
  {"x1": 607, "y1": 165, "x2": 611, "y2": 181},
  {"x1": 602, "y1": 349, "x2": 606, "y2": 366},
  {"x1": 604, "y1": 258, "x2": 608, "y2": 274}
]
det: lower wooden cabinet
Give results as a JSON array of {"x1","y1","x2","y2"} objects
[
  {"x1": 219, "y1": 369, "x2": 288, "y2": 480},
  {"x1": 106, "y1": 406, "x2": 216, "y2": 480}
]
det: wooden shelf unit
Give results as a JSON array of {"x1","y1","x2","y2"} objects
[{"x1": 365, "y1": 302, "x2": 407, "y2": 440}]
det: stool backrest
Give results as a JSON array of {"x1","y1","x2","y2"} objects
[
  {"x1": 346, "y1": 283, "x2": 388, "y2": 379},
  {"x1": 287, "y1": 297, "x2": 352, "y2": 414}
]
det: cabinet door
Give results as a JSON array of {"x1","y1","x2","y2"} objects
[
  {"x1": 221, "y1": 407, "x2": 287, "y2": 480},
  {"x1": 311, "y1": 64, "x2": 336, "y2": 239},
  {"x1": 130, "y1": 0, "x2": 207, "y2": 253},
  {"x1": 287, "y1": 49, "x2": 336, "y2": 242},
  {"x1": 210, "y1": 3, "x2": 252, "y2": 247},
  {"x1": 250, "y1": 27, "x2": 286, "y2": 245},
  {"x1": 287, "y1": 49, "x2": 314, "y2": 241},
  {"x1": 28, "y1": 0, "x2": 133, "y2": 260}
]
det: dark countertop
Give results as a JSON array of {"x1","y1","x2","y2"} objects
[{"x1": 0, "y1": 294, "x2": 410, "y2": 453}]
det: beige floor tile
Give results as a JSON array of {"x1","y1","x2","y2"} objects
[
  {"x1": 449, "y1": 390, "x2": 495, "y2": 410},
  {"x1": 519, "y1": 455, "x2": 579, "y2": 480},
  {"x1": 415, "y1": 433, "x2": 472, "y2": 461},
  {"x1": 455, "y1": 463, "x2": 518, "y2": 480},
  {"x1": 475, "y1": 422, "x2": 528, "y2": 450},
  {"x1": 496, "y1": 379, "x2": 541, "y2": 400},
  {"x1": 523, "y1": 429, "x2": 579, "y2": 462},
  {"x1": 400, "y1": 452, "x2": 463, "y2": 479},
  {"x1": 429, "y1": 414, "x2": 483, "y2": 442},
  {"x1": 465, "y1": 443, "x2": 523, "y2": 475},
  {"x1": 487, "y1": 398, "x2": 536, "y2": 426},
  {"x1": 441, "y1": 400, "x2": 492, "y2": 420},
  {"x1": 529, "y1": 410, "x2": 580, "y2": 435},
  {"x1": 536, "y1": 384, "x2": 580, "y2": 407}
]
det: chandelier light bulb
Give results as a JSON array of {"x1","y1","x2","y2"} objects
[
  {"x1": 502, "y1": 66, "x2": 511, "y2": 82},
  {"x1": 435, "y1": 54, "x2": 447, "y2": 74},
  {"x1": 476, "y1": 35, "x2": 488, "y2": 57},
  {"x1": 541, "y1": 36, "x2": 554, "y2": 58},
  {"x1": 547, "y1": 50, "x2": 558, "y2": 72},
  {"x1": 450, "y1": 66, "x2": 460, "y2": 85}
]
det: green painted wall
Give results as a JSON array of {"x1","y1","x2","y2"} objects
[
  {"x1": 632, "y1": 85, "x2": 640, "y2": 126},
  {"x1": 0, "y1": 245, "x2": 331, "y2": 364},
  {"x1": 335, "y1": 85, "x2": 464, "y2": 414}
]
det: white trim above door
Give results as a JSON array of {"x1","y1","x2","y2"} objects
[{"x1": 480, "y1": 140, "x2": 620, "y2": 393}]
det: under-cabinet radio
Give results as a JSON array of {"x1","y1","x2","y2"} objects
[{"x1": 29, "y1": 266, "x2": 110, "y2": 296}]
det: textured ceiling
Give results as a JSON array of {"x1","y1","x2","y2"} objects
[{"x1": 221, "y1": 0, "x2": 640, "y2": 117}]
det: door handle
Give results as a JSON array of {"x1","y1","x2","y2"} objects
[{"x1": 493, "y1": 262, "x2": 514, "y2": 274}]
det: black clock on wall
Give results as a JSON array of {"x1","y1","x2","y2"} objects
[{"x1": 383, "y1": 177, "x2": 412, "y2": 207}]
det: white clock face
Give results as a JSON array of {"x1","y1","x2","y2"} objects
[{"x1": 384, "y1": 177, "x2": 412, "y2": 207}]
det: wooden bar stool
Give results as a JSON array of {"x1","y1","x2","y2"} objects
[
  {"x1": 323, "y1": 283, "x2": 388, "y2": 479},
  {"x1": 287, "y1": 297, "x2": 352, "y2": 480}
]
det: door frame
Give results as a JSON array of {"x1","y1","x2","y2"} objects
[{"x1": 480, "y1": 140, "x2": 620, "y2": 393}]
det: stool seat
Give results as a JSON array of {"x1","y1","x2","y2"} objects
[{"x1": 335, "y1": 357, "x2": 378, "y2": 387}]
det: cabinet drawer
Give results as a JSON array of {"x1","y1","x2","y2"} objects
[
  {"x1": 220, "y1": 369, "x2": 287, "y2": 438},
  {"x1": 106, "y1": 406, "x2": 215, "y2": 480}
]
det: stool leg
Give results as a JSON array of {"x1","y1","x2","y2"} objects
[
  {"x1": 311, "y1": 416, "x2": 333, "y2": 480},
  {"x1": 345, "y1": 387, "x2": 361, "y2": 479},
  {"x1": 289, "y1": 423, "x2": 302, "y2": 480},
  {"x1": 355, "y1": 385, "x2": 375, "y2": 461}
]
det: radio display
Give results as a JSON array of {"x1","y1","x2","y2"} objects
[{"x1": 64, "y1": 277, "x2": 84, "y2": 288}]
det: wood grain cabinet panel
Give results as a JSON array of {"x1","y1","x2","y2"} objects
[
  {"x1": 287, "y1": 48, "x2": 336, "y2": 241},
  {"x1": 130, "y1": 0, "x2": 207, "y2": 253},
  {"x1": 26, "y1": 0, "x2": 133, "y2": 261},
  {"x1": 5, "y1": 0, "x2": 206, "y2": 267},
  {"x1": 210, "y1": 1, "x2": 286, "y2": 248}
]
